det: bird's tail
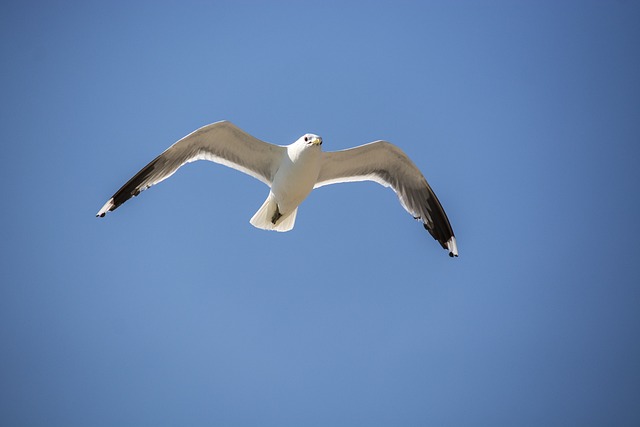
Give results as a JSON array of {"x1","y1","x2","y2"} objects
[{"x1": 250, "y1": 195, "x2": 297, "y2": 232}]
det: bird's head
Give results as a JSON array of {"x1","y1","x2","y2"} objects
[{"x1": 299, "y1": 133, "x2": 322, "y2": 147}]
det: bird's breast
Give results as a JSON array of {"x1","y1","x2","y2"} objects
[{"x1": 270, "y1": 148, "x2": 321, "y2": 212}]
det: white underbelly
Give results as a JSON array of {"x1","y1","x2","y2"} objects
[{"x1": 271, "y1": 150, "x2": 321, "y2": 213}]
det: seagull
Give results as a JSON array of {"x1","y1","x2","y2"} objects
[{"x1": 97, "y1": 121, "x2": 458, "y2": 257}]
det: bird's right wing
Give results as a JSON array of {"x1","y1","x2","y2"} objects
[
  {"x1": 97, "y1": 121, "x2": 285, "y2": 217},
  {"x1": 316, "y1": 141, "x2": 458, "y2": 256}
]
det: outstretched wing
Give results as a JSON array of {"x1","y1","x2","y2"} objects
[
  {"x1": 97, "y1": 121, "x2": 285, "y2": 217},
  {"x1": 315, "y1": 141, "x2": 458, "y2": 257}
]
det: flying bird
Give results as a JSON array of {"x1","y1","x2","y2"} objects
[{"x1": 97, "y1": 121, "x2": 458, "y2": 257}]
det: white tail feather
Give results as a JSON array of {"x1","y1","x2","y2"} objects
[
  {"x1": 249, "y1": 196, "x2": 298, "y2": 232},
  {"x1": 274, "y1": 208, "x2": 297, "y2": 232}
]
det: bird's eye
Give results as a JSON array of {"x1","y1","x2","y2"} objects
[{"x1": 304, "y1": 136, "x2": 309, "y2": 142}]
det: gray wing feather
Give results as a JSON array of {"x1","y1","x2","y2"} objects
[
  {"x1": 97, "y1": 121, "x2": 285, "y2": 216},
  {"x1": 315, "y1": 141, "x2": 458, "y2": 256}
]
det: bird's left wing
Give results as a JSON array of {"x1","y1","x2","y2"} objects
[
  {"x1": 97, "y1": 121, "x2": 285, "y2": 217},
  {"x1": 315, "y1": 141, "x2": 458, "y2": 257}
]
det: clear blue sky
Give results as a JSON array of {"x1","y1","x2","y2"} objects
[{"x1": 1, "y1": 1, "x2": 639, "y2": 425}]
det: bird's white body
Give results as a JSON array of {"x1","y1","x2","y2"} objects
[
  {"x1": 274, "y1": 138, "x2": 323, "y2": 211},
  {"x1": 250, "y1": 134, "x2": 322, "y2": 231}
]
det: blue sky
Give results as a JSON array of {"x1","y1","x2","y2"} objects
[{"x1": 1, "y1": 1, "x2": 639, "y2": 425}]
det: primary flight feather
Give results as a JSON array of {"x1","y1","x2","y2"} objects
[{"x1": 97, "y1": 120, "x2": 458, "y2": 257}]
